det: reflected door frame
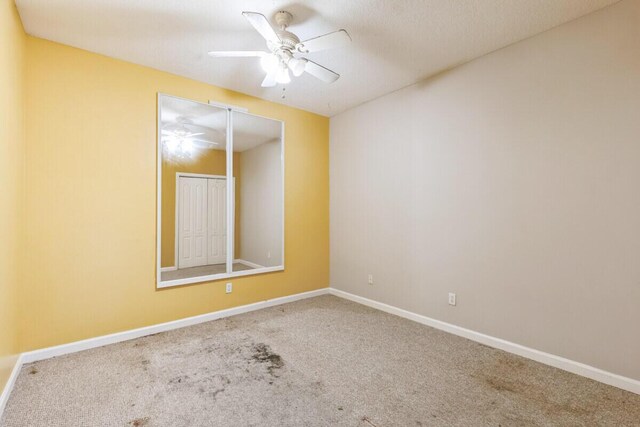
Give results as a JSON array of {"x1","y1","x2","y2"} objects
[{"x1": 175, "y1": 172, "x2": 234, "y2": 270}]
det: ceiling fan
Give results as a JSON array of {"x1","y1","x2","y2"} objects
[{"x1": 208, "y1": 11, "x2": 351, "y2": 87}]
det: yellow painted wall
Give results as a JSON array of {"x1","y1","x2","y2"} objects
[
  {"x1": 21, "y1": 36, "x2": 330, "y2": 351},
  {"x1": 0, "y1": 0, "x2": 25, "y2": 391},
  {"x1": 161, "y1": 150, "x2": 242, "y2": 266}
]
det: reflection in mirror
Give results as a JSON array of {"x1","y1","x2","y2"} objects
[
  {"x1": 231, "y1": 112, "x2": 283, "y2": 273},
  {"x1": 160, "y1": 95, "x2": 230, "y2": 282},
  {"x1": 158, "y1": 94, "x2": 285, "y2": 287}
]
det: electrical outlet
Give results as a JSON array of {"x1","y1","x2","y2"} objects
[
  {"x1": 368, "y1": 274, "x2": 374, "y2": 285},
  {"x1": 448, "y1": 293, "x2": 456, "y2": 306},
  {"x1": 226, "y1": 283, "x2": 233, "y2": 294}
]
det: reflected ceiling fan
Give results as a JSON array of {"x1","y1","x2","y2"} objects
[
  {"x1": 208, "y1": 11, "x2": 351, "y2": 87},
  {"x1": 162, "y1": 117, "x2": 220, "y2": 158}
]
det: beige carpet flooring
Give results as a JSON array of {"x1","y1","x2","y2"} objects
[
  {"x1": 161, "y1": 262, "x2": 253, "y2": 281},
  {"x1": 2, "y1": 295, "x2": 639, "y2": 426}
]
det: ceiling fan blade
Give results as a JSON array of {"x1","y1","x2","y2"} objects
[
  {"x1": 242, "y1": 12, "x2": 280, "y2": 44},
  {"x1": 192, "y1": 139, "x2": 220, "y2": 147},
  {"x1": 261, "y1": 68, "x2": 278, "y2": 87},
  {"x1": 208, "y1": 51, "x2": 267, "y2": 58},
  {"x1": 296, "y1": 29, "x2": 351, "y2": 53},
  {"x1": 304, "y1": 60, "x2": 340, "y2": 83}
]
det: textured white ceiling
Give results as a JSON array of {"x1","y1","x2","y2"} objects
[{"x1": 16, "y1": 0, "x2": 619, "y2": 116}]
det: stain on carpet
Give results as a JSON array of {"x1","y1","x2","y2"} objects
[
  {"x1": 476, "y1": 354, "x2": 596, "y2": 420},
  {"x1": 128, "y1": 417, "x2": 149, "y2": 426},
  {"x1": 251, "y1": 343, "x2": 284, "y2": 376}
]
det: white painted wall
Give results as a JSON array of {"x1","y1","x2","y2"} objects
[
  {"x1": 239, "y1": 140, "x2": 283, "y2": 267},
  {"x1": 330, "y1": 0, "x2": 640, "y2": 381}
]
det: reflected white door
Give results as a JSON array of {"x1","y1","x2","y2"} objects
[
  {"x1": 207, "y1": 178, "x2": 227, "y2": 264},
  {"x1": 178, "y1": 177, "x2": 208, "y2": 268}
]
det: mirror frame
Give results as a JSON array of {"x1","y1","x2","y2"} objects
[{"x1": 156, "y1": 93, "x2": 285, "y2": 289}]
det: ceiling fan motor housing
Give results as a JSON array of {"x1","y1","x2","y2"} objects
[
  {"x1": 274, "y1": 30, "x2": 300, "y2": 50},
  {"x1": 269, "y1": 11, "x2": 299, "y2": 52}
]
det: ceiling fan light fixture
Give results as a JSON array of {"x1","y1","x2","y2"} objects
[
  {"x1": 288, "y1": 57, "x2": 307, "y2": 77},
  {"x1": 165, "y1": 137, "x2": 179, "y2": 152},
  {"x1": 260, "y1": 54, "x2": 279, "y2": 73},
  {"x1": 182, "y1": 139, "x2": 194, "y2": 154},
  {"x1": 276, "y1": 66, "x2": 291, "y2": 84}
]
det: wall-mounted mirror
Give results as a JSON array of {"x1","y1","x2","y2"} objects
[{"x1": 157, "y1": 94, "x2": 284, "y2": 288}]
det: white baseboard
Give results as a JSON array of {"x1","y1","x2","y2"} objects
[
  {"x1": 160, "y1": 266, "x2": 177, "y2": 272},
  {"x1": 328, "y1": 288, "x2": 640, "y2": 395},
  {"x1": 234, "y1": 259, "x2": 265, "y2": 269},
  {"x1": 0, "y1": 354, "x2": 23, "y2": 418},
  {"x1": 19, "y1": 288, "x2": 329, "y2": 365}
]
